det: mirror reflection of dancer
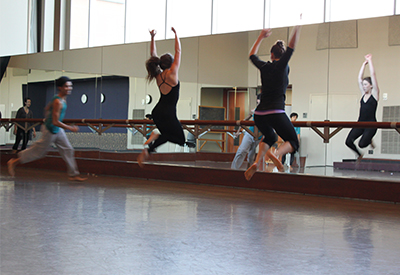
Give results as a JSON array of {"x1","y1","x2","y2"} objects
[
  {"x1": 137, "y1": 28, "x2": 185, "y2": 167},
  {"x1": 345, "y1": 54, "x2": 379, "y2": 162},
  {"x1": 281, "y1": 112, "x2": 300, "y2": 169},
  {"x1": 245, "y1": 26, "x2": 301, "y2": 181},
  {"x1": 7, "y1": 76, "x2": 87, "y2": 181},
  {"x1": 12, "y1": 98, "x2": 36, "y2": 153},
  {"x1": 231, "y1": 94, "x2": 262, "y2": 170}
]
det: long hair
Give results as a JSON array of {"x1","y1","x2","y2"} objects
[
  {"x1": 270, "y1": 40, "x2": 286, "y2": 59},
  {"x1": 145, "y1": 53, "x2": 174, "y2": 82}
]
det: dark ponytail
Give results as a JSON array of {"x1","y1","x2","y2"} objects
[
  {"x1": 270, "y1": 40, "x2": 286, "y2": 59},
  {"x1": 146, "y1": 56, "x2": 162, "y2": 82}
]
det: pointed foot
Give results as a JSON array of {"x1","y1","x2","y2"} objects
[
  {"x1": 144, "y1": 132, "x2": 159, "y2": 146},
  {"x1": 244, "y1": 164, "x2": 257, "y2": 181},
  {"x1": 7, "y1": 158, "x2": 17, "y2": 177},
  {"x1": 266, "y1": 150, "x2": 284, "y2": 172},
  {"x1": 137, "y1": 149, "x2": 149, "y2": 168}
]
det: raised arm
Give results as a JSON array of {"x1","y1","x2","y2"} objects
[
  {"x1": 287, "y1": 25, "x2": 301, "y2": 50},
  {"x1": 149, "y1": 30, "x2": 157, "y2": 57},
  {"x1": 365, "y1": 54, "x2": 379, "y2": 100},
  {"x1": 358, "y1": 59, "x2": 368, "y2": 95},
  {"x1": 169, "y1": 27, "x2": 181, "y2": 75},
  {"x1": 249, "y1": 29, "x2": 272, "y2": 57}
]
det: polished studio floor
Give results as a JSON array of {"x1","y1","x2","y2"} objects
[{"x1": 1, "y1": 167, "x2": 400, "y2": 275}]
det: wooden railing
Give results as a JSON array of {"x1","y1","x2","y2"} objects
[{"x1": 1, "y1": 118, "x2": 400, "y2": 144}]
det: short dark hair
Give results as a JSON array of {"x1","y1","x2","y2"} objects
[
  {"x1": 290, "y1": 112, "x2": 298, "y2": 118},
  {"x1": 24, "y1": 97, "x2": 31, "y2": 104},
  {"x1": 56, "y1": 76, "x2": 71, "y2": 87}
]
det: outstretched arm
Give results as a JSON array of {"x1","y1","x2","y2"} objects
[
  {"x1": 287, "y1": 25, "x2": 301, "y2": 50},
  {"x1": 365, "y1": 54, "x2": 379, "y2": 100},
  {"x1": 249, "y1": 29, "x2": 272, "y2": 57},
  {"x1": 358, "y1": 59, "x2": 368, "y2": 95},
  {"x1": 149, "y1": 30, "x2": 157, "y2": 57},
  {"x1": 169, "y1": 27, "x2": 181, "y2": 75}
]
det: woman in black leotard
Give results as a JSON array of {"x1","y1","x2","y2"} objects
[
  {"x1": 137, "y1": 27, "x2": 185, "y2": 167},
  {"x1": 345, "y1": 54, "x2": 379, "y2": 162},
  {"x1": 244, "y1": 26, "x2": 301, "y2": 181}
]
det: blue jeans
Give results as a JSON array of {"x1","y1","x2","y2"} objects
[{"x1": 231, "y1": 131, "x2": 260, "y2": 170}]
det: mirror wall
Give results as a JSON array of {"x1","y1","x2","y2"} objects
[{"x1": 1, "y1": 16, "x2": 400, "y2": 181}]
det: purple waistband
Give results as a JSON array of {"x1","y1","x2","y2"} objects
[{"x1": 254, "y1": 109, "x2": 285, "y2": 115}]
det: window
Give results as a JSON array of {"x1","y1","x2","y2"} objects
[
  {"x1": 70, "y1": 0, "x2": 90, "y2": 49},
  {"x1": 267, "y1": 0, "x2": 324, "y2": 28},
  {"x1": 212, "y1": 0, "x2": 264, "y2": 34},
  {"x1": 326, "y1": 0, "x2": 394, "y2": 22},
  {"x1": 126, "y1": 0, "x2": 166, "y2": 43},
  {"x1": 89, "y1": 0, "x2": 125, "y2": 47},
  {"x1": 166, "y1": 0, "x2": 212, "y2": 39}
]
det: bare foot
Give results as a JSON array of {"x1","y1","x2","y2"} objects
[
  {"x1": 266, "y1": 150, "x2": 284, "y2": 172},
  {"x1": 244, "y1": 164, "x2": 257, "y2": 181},
  {"x1": 370, "y1": 140, "x2": 376, "y2": 149},
  {"x1": 68, "y1": 175, "x2": 88, "y2": 182},
  {"x1": 356, "y1": 154, "x2": 363, "y2": 165},
  {"x1": 137, "y1": 149, "x2": 149, "y2": 168},
  {"x1": 7, "y1": 158, "x2": 17, "y2": 177},
  {"x1": 144, "y1": 132, "x2": 159, "y2": 146}
]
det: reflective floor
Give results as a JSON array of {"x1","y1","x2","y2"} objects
[{"x1": 1, "y1": 167, "x2": 400, "y2": 275}]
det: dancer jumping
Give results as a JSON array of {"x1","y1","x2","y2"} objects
[
  {"x1": 345, "y1": 54, "x2": 379, "y2": 162},
  {"x1": 138, "y1": 28, "x2": 185, "y2": 167},
  {"x1": 245, "y1": 26, "x2": 301, "y2": 181}
]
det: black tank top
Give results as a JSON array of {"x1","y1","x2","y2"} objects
[
  {"x1": 358, "y1": 95, "x2": 377, "y2": 122},
  {"x1": 152, "y1": 78, "x2": 180, "y2": 119}
]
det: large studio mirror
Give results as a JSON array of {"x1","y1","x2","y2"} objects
[{"x1": 2, "y1": 14, "x2": 400, "y2": 182}]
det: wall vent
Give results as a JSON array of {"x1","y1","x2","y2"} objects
[
  {"x1": 381, "y1": 106, "x2": 400, "y2": 154},
  {"x1": 131, "y1": 109, "x2": 145, "y2": 145}
]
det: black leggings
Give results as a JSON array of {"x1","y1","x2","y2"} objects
[
  {"x1": 148, "y1": 116, "x2": 185, "y2": 153},
  {"x1": 13, "y1": 128, "x2": 30, "y2": 151},
  {"x1": 345, "y1": 127, "x2": 377, "y2": 156},
  {"x1": 254, "y1": 113, "x2": 299, "y2": 153}
]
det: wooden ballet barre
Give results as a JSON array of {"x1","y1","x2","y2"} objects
[{"x1": 1, "y1": 118, "x2": 399, "y2": 143}]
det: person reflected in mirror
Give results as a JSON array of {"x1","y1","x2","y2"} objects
[
  {"x1": 281, "y1": 112, "x2": 300, "y2": 171},
  {"x1": 138, "y1": 28, "x2": 185, "y2": 167},
  {"x1": 231, "y1": 94, "x2": 263, "y2": 170},
  {"x1": 345, "y1": 54, "x2": 379, "y2": 163},
  {"x1": 7, "y1": 76, "x2": 87, "y2": 181},
  {"x1": 143, "y1": 114, "x2": 158, "y2": 151},
  {"x1": 244, "y1": 25, "x2": 301, "y2": 181},
  {"x1": 12, "y1": 98, "x2": 36, "y2": 153}
]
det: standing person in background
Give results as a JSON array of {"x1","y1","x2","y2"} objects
[
  {"x1": 231, "y1": 94, "x2": 262, "y2": 170},
  {"x1": 281, "y1": 112, "x2": 300, "y2": 170},
  {"x1": 7, "y1": 76, "x2": 87, "y2": 181},
  {"x1": 138, "y1": 27, "x2": 185, "y2": 167},
  {"x1": 245, "y1": 25, "x2": 301, "y2": 181},
  {"x1": 345, "y1": 54, "x2": 379, "y2": 162},
  {"x1": 12, "y1": 98, "x2": 36, "y2": 153}
]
